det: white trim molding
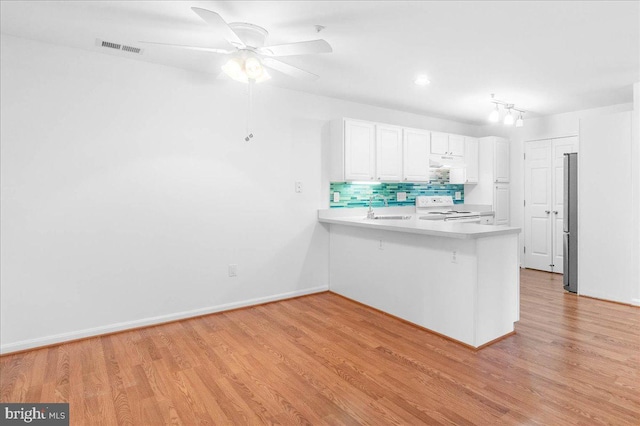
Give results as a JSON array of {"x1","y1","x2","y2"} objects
[{"x1": 0, "y1": 285, "x2": 328, "y2": 355}]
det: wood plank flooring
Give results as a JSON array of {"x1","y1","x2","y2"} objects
[{"x1": 1, "y1": 269, "x2": 639, "y2": 425}]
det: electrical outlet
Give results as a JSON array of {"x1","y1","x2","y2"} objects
[
  {"x1": 451, "y1": 250, "x2": 457, "y2": 263},
  {"x1": 397, "y1": 192, "x2": 407, "y2": 202},
  {"x1": 454, "y1": 191, "x2": 462, "y2": 200},
  {"x1": 228, "y1": 264, "x2": 237, "y2": 277},
  {"x1": 333, "y1": 192, "x2": 340, "y2": 202},
  {"x1": 295, "y1": 181, "x2": 303, "y2": 193}
]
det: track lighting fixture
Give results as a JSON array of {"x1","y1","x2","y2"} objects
[
  {"x1": 503, "y1": 108, "x2": 514, "y2": 126},
  {"x1": 489, "y1": 103, "x2": 500, "y2": 123},
  {"x1": 488, "y1": 94, "x2": 525, "y2": 127}
]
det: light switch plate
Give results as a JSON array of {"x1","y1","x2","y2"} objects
[
  {"x1": 454, "y1": 191, "x2": 462, "y2": 200},
  {"x1": 397, "y1": 192, "x2": 407, "y2": 202},
  {"x1": 333, "y1": 192, "x2": 340, "y2": 202}
]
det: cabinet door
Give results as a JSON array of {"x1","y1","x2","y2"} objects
[
  {"x1": 430, "y1": 132, "x2": 449, "y2": 155},
  {"x1": 448, "y1": 134, "x2": 465, "y2": 157},
  {"x1": 376, "y1": 125, "x2": 403, "y2": 181},
  {"x1": 494, "y1": 139, "x2": 510, "y2": 182},
  {"x1": 494, "y1": 183, "x2": 510, "y2": 225},
  {"x1": 464, "y1": 137, "x2": 478, "y2": 183},
  {"x1": 402, "y1": 128, "x2": 430, "y2": 182},
  {"x1": 344, "y1": 120, "x2": 375, "y2": 181}
]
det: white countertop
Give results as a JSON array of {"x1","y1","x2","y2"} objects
[{"x1": 318, "y1": 207, "x2": 521, "y2": 239}]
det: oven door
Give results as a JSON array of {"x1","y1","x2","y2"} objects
[{"x1": 443, "y1": 215, "x2": 482, "y2": 224}]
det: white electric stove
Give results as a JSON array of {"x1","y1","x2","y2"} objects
[{"x1": 416, "y1": 196, "x2": 484, "y2": 223}]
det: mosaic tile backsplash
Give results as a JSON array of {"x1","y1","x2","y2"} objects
[{"x1": 330, "y1": 182, "x2": 464, "y2": 208}]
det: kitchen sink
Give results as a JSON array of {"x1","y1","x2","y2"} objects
[{"x1": 370, "y1": 215, "x2": 412, "y2": 220}]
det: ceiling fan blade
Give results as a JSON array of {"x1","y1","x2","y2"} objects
[
  {"x1": 262, "y1": 58, "x2": 319, "y2": 81},
  {"x1": 259, "y1": 39, "x2": 332, "y2": 57},
  {"x1": 139, "y1": 41, "x2": 233, "y2": 54},
  {"x1": 191, "y1": 7, "x2": 245, "y2": 48}
]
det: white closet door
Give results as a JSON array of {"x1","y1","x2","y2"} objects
[{"x1": 524, "y1": 141, "x2": 553, "y2": 271}]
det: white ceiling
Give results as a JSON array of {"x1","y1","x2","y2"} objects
[{"x1": 1, "y1": 1, "x2": 638, "y2": 125}]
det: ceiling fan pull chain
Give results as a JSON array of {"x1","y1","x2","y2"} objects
[{"x1": 245, "y1": 79, "x2": 254, "y2": 142}]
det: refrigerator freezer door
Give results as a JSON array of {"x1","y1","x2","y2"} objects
[{"x1": 563, "y1": 154, "x2": 569, "y2": 233}]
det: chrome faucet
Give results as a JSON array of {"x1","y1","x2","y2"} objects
[
  {"x1": 367, "y1": 195, "x2": 388, "y2": 219},
  {"x1": 367, "y1": 196, "x2": 376, "y2": 219}
]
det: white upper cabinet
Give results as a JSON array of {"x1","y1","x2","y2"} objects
[
  {"x1": 494, "y1": 183, "x2": 510, "y2": 225},
  {"x1": 431, "y1": 132, "x2": 465, "y2": 157},
  {"x1": 402, "y1": 128, "x2": 430, "y2": 182},
  {"x1": 376, "y1": 125, "x2": 403, "y2": 181},
  {"x1": 448, "y1": 134, "x2": 465, "y2": 157},
  {"x1": 430, "y1": 132, "x2": 449, "y2": 155},
  {"x1": 327, "y1": 118, "x2": 490, "y2": 185},
  {"x1": 344, "y1": 119, "x2": 376, "y2": 181},
  {"x1": 464, "y1": 137, "x2": 479, "y2": 184},
  {"x1": 494, "y1": 138, "x2": 510, "y2": 182}
]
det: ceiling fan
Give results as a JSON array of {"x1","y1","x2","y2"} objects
[{"x1": 140, "y1": 7, "x2": 332, "y2": 83}]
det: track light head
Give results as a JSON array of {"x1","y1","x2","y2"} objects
[{"x1": 489, "y1": 104, "x2": 500, "y2": 122}]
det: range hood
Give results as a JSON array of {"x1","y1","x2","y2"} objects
[{"x1": 430, "y1": 155, "x2": 464, "y2": 169}]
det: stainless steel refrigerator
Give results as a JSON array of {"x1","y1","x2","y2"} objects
[{"x1": 563, "y1": 153, "x2": 578, "y2": 293}]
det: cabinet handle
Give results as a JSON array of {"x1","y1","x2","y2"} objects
[
  {"x1": 378, "y1": 177, "x2": 381, "y2": 180},
  {"x1": 545, "y1": 210, "x2": 550, "y2": 214},
  {"x1": 404, "y1": 177, "x2": 408, "y2": 181},
  {"x1": 553, "y1": 211, "x2": 558, "y2": 215}
]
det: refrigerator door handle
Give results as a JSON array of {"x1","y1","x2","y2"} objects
[{"x1": 563, "y1": 232, "x2": 570, "y2": 289}]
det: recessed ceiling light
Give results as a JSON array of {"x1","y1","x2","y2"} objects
[{"x1": 414, "y1": 75, "x2": 430, "y2": 86}]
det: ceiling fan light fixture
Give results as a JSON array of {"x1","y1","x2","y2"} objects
[
  {"x1": 222, "y1": 57, "x2": 248, "y2": 83},
  {"x1": 244, "y1": 56, "x2": 264, "y2": 80},
  {"x1": 222, "y1": 55, "x2": 271, "y2": 83},
  {"x1": 515, "y1": 112, "x2": 524, "y2": 127}
]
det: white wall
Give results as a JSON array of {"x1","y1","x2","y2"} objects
[
  {"x1": 0, "y1": 35, "x2": 480, "y2": 353},
  {"x1": 483, "y1": 101, "x2": 638, "y2": 304},
  {"x1": 579, "y1": 111, "x2": 634, "y2": 304}
]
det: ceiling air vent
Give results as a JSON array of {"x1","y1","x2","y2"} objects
[
  {"x1": 121, "y1": 45, "x2": 142, "y2": 54},
  {"x1": 95, "y1": 39, "x2": 143, "y2": 55}
]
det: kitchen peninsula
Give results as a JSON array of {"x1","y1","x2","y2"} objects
[{"x1": 319, "y1": 208, "x2": 521, "y2": 349}]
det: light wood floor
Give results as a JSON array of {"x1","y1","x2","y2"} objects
[{"x1": 1, "y1": 269, "x2": 639, "y2": 425}]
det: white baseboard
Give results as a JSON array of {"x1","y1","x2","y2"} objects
[
  {"x1": 0, "y1": 285, "x2": 328, "y2": 355},
  {"x1": 631, "y1": 298, "x2": 640, "y2": 307}
]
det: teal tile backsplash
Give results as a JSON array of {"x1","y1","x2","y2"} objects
[{"x1": 330, "y1": 182, "x2": 464, "y2": 208}]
